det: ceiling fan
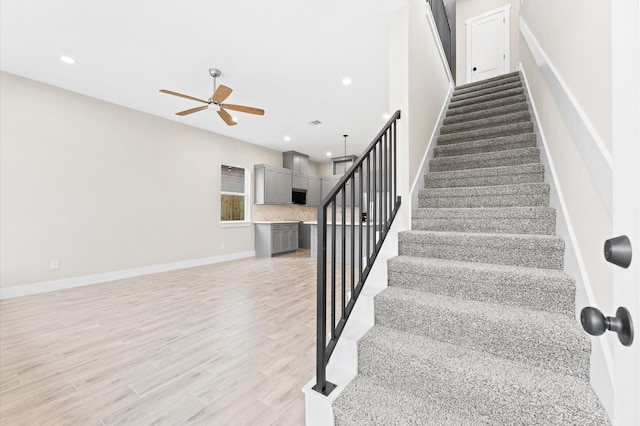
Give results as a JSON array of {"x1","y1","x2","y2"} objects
[{"x1": 160, "y1": 68, "x2": 264, "y2": 126}]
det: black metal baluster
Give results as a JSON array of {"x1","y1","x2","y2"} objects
[
  {"x1": 331, "y1": 199, "x2": 336, "y2": 343},
  {"x1": 341, "y1": 186, "x2": 346, "y2": 321}
]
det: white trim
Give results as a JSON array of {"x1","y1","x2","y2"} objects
[
  {"x1": 424, "y1": 2, "x2": 454, "y2": 84},
  {"x1": 409, "y1": 84, "x2": 454, "y2": 214},
  {"x1": 0, "y1": 251, "x2": 256, "y2": 300},
  {"x1": 519, "y1": 65, "x2": 614, "y2": 411},
  {"x1": 466, "y1": 4, "x2": 511, "y2": 83},
  {"x1": 464, "y1": 3, "x2": 512, "y2": 25},
  {"x1": 519, "y1": 17, "x2": 613, "y2": 214}
]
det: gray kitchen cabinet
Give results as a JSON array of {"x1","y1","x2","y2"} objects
[
  {"x1": 306, "y1": 175, "x2": 322, "y2": 207},
  {"x1": 283, "y1": 151, "x2": 309, "y2": 190},
  {"x1": 255, "y1": 222, "x2": 299, "y2": 257},
  {"x1": 254, "y1": 165, "x2": 292, "y2": 205}
]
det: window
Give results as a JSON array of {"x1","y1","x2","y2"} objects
[{"x1": 220, "y1": 164, "x2": 249, "y2": 224}]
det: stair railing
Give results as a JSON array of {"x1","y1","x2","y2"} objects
[
  {"x1": 313, "y1": 110, "x2": 402, "y2": 396},
  {"x1": 427, "y1": 0, "x2": 453, "y2": 72}
]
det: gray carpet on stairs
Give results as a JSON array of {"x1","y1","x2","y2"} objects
[{"x1": 332, "y1": 71, "x2": 611, "y2": 425}]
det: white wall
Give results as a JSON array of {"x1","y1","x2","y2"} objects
[
  {"x1": 0, "y1": 72, "x2": 286, "y2": 291},
  {"x1": 389, "y1": 0, "x2": 452, "y2": 229},
  {"x1": 456, "y1": 0, "x2": 520, "y2": 85},
  {"x1": 518, "y1": 0, "x2": 614, "y2": 417}
]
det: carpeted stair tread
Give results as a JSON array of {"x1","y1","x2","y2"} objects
[
  {"x1": 387, "y1": 255, "x2": 573, "y2": 315},
  {"x1": 424, "y1": 163, "x2": 544, "y2": 188},
  {"x1": 346, "y1": 326, "x2": 609, "y2": 425},
  {"x1": 440, "y1": 111, "x2": 531, "y2": 135},
  {"x1": 453, "y1": 71, "x2": 521, "y2": 93},
  {"x1": 433, "y1": 133, "x2": 537, "y2": 157},
  {"x1": 437, "y1": 122, "x2": 534, "y2": 145},
  {"x1": 443, "y1": 101, "x2": 529, "y2": 125},
  {"x1": 398, "y1": 230, "x2": 564, "y2": 269},
  {"x1": 333, "y1": 375, "x2": 475, "y2": 426},
  {"x1": 429, "y1": 146, "x2": 540, "y2": 172},
  {"x1": 419, "y1": 182, "x2": 550, "y2": 208},
  {"x1": 449, "y1": 87, "x2": 525, "y2": 109},
  {"x1": 446, "y1": 94, "x2": 527, "y2": 117},
  {"x1": 411, "y1": 206, "x2": 556, "y2": 234},
  {"x1": 374, "y1": 288, "x2": 589, "y2": 378},
  {"x1": 450, "y1": 80, "x2": 523, "y2": 103}
]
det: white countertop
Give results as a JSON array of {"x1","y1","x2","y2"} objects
[{"x1": 253, "y1": 221, "x2": 301, "y2": 224}]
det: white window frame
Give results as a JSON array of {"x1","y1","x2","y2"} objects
[{"x1": 220, "y1": 163, "x2": 251, "y2": 227}]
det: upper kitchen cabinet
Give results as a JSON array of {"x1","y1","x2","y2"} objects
[
  {"x1": 306, "y1": 175, "x2": 322, "y2": 207},
  {"x1": 254, "y1": 165, "x2": 292, "y2": 205},
  {"x1": 283, "y1": 151, "x2": 309, "y2": 190}
]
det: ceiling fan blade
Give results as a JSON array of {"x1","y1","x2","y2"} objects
[
  {"x1": 176, "y1": 105, "x2": 208, "y2": 116},
  {"x1": 220, "y1": 104, "x2": 265, "y2": 116},
  {"x1": 213, "y1": 85, "x2": 233, "y2": 104},
  {"x1": 159, "y1": 89, "x2": 209, "y2": 104},
  {"x1": 217, "y1": 108, "x2": 237, "y2": 126}
]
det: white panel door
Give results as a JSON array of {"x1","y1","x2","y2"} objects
[
  {"x1": 467, "y1": 6, "x2": 509, "y2": 83},
  {"x1": 611, "y1": 1, "x2": 640, "y2": 424}
]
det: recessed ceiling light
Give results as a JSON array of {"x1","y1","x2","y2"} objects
[
  {"x1": 59, "y1": 55, "x2": 76, "y2": 65},
  {"x1": 342, "y1": 77, "x2": 352, "y2": 86},
  {"x1": 326, "y1": 152, "x2": 332, "y2": 157},
  {"x1": 382, "y1": 113, "x2": 390, "y2": 120},
  {"x1": 284, "y1": 136, "x2": 291, "y2": 142}
]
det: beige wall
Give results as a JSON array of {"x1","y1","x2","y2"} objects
[
  {"x1": 0, "y1": 72, "x2": 286, "y2": 289},
  {"x1": 519, "y1": 1, "x2": 613, "y2": 314},
  {"x1": 456, "y1": 0, "x2": 520, "y2": 85},
  {"x1": 390, "y1": 0, "x2": 452, "y2": 229},
  {"x1": 520, "y1": 0, "x2": 611, "y2": 150}
]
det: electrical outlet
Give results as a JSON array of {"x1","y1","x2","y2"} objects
[
  {"x1": 220, "y1": 242, "x2": 225, "y2": 249},
  {"x1": 50, "y1": 260, "x2": 60, "y2": 270}
]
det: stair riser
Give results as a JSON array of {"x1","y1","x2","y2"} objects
[
  {"x1": 446, "y1": 95, "x2": 527, "y2": 117},
  {"x1": 449, "y1": 88, "x2": 525, "y2": 109},
  {"x1": 387, "y1": 267, "x2": 572, "y2": 315},
  {"x1": 373, "y1": 299, "x2": 588, "y2": 378},
  {"x1": 451, "y1": 81, "x2": 523, "y2": 103},
  {"x1": 425, "y1": 172, "x2": 544, "y2": 188},
  {"x1": 454, "y1": 72, "x2": 521, "y2": 93},
  {"x1": 429, "y1": 153, "x2": 540, "y2": 172},
  {"x1": 438, "y1": 123, "x2": 534, "y2": 145},
  {"x1": 443, "y1": 102, "x2": 529, "y2": 126},
  {"x1": 440, "y1": 112, "x2": 531, "y2": 136},
  {"x1": 419, "y1": 193, "x2": 550, "y2": 208},
  {"x1": 397, "y1": 239, "x2": 564, "y2": 269},
  {"x1": 434, "y1": 139, "x2": 536, "y2": 158},
  {"x1": 411, "y1": 217, "x2": 555, "y2": 235}
]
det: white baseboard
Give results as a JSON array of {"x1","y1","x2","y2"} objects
[
  {"x1": 0, "y1": 251, "x2": 256, "y2": 300},
  {"x1": 519, "y1": 65, "x2": 614, "y2": 418}
]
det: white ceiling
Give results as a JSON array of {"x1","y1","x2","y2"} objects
[{"x1": 0, "y1": 0, "x2": 411, "y2": 162}]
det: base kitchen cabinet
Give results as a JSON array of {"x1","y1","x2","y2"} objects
[{"x1": 255, "y1": 222, "x2": 299, "y2": 257}]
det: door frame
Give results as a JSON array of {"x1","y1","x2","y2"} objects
[
  {"x1": 466, "y1": 4, "x2": 511, "y2": 83},
  {"x1": 611, "y1": 1, "x2": 640, "y2": 424}
]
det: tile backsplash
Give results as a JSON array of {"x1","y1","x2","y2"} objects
[{"x1": 253, "y1": 204, "x2": 317, "y2": 222}]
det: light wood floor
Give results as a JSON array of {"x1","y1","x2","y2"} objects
[{"x1": 0, "y1": 250, "x2": 318, "y2": 425}]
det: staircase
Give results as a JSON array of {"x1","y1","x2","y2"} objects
[{"x1": 332, "y1": 72, "x2": 611, "y2": 425}]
